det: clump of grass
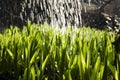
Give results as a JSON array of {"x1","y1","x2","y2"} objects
[{"x1": 0, "y1": 22, "x2": 119, "y2": 80}]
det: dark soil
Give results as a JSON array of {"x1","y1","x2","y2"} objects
[
  {"x1": 0, "y1": 76, "x2": 16, "y2": 80},
  {"x1": 0, "y1": 74, "x2": 17, "y2": 80}
]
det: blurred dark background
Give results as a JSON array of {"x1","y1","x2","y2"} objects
[{"x1": 0, "y1": 0, "x2": 120, "y2": 31}]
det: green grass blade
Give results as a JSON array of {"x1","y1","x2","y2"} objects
[
  {"x1": 6, "y1": 49, "x2": 14, "y2": 60},
  {"x1": 90, "y1": 57, "x2": 100, "y2": 80}
]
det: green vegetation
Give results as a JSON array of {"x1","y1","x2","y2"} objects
[{"x1": 0, "y1": 22, "x2": 119, "y2": 80}]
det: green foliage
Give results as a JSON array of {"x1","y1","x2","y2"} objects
[{"x1": 0, "y1": 23, "x2": 119, "y2": 80}]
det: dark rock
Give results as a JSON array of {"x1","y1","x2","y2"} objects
[
  {"x1": 81, "y1": 11, "x2": 107, "y2": 29},
  {"x1": 81, "y1": 10, "x2": 120, "y2": 31}
]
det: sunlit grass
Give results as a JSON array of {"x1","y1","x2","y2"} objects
[{"x1": 0, "y1": 22, "x2": 119, "y2": 80}]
